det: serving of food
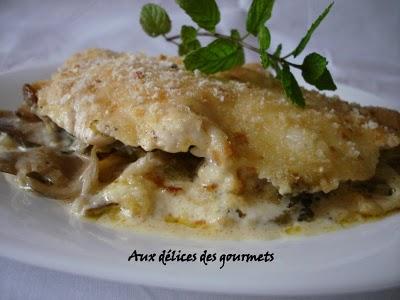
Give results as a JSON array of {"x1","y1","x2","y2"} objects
[
  {"x1": 0, "y1": 0, "x2": 399, "y2": 241},
  {"x1": 1, "y1": 47, "x2": 399, "y2": 240}
]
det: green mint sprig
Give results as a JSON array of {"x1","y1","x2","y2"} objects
[{"x1": 139, "y1": 0, "x2": 336, "y2": 107}]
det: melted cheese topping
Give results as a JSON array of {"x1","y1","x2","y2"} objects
[{"x1": 36, "y1": 48, "x2": 399, "y2": 195}]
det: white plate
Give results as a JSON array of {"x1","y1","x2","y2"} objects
[{"x1": 0, "y1": 66, "x2": 400, "y2": 296}]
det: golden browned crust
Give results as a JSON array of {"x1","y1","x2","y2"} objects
[
  {"x1": 362, "y1": 106, "x2": 400, "y2": 131},
  {"x1": 33, "y1": 48, "x2": 400, "y2": 194}
]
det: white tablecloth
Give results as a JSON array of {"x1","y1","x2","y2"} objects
[{"x1": 0, "y1": 1, "x2": 399, "y2": 299}]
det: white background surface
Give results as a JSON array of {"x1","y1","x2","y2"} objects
[{"x1": 0, "y1": 0, "x2": 399, "y2": 299}]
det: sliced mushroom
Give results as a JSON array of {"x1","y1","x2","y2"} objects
[
  {"x1": 0, "y1": 109, "x2": 75, "y2": 149},
  {"x1": 0, "y1": 150, "x2": 20, "y2": 174},
  {"x1": 0, "y1": 147, "x2": 89, "y2": 200},
  {"x1": 85, "y1": 203, "x2": 120, "y2": 218}
]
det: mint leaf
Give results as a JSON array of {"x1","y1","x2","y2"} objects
[
  {"x1": 281, "y1": 64, "x2": 305, "y2": 107},
  {"x1": 230, "y1": 29, "x2": 241, "y2": 41},
  {"x1": 260, "y1": 52, "x2": 270, "y2": 68},
  {"x1": 302, "y1": 52, "x2": 327, "y2": 83},
  {"x1": 314, "y1": 69, "x2": 336, "y2": 90},
  {"x1": 181, "y1": 25, "x2": 197, "y2": 42},
  {"x1": 179, "y1": 40, "x2": 201, "y2": 56},
  {"x1": 184, "y1": 39, "x2": 244, "y2": 74},
  {"x1": 258, "y1": 26, "x2": 271, "y2": 68},
  {"x1": 258, "y1": 26, "x2": 271, "y2": 50},
  {"x1": 176, "y1": 0, "x2": 220, "y2": 31},
  {"x1": 140, "y1": 4, "x2": 171, "y2": 37},
  {"x1": 273, "y1": 43, "x2": 282, "y2": 58},
  {"x1": 302, "y1": 52, "x2": 336, "y2": 90},
  {"x1": 291, "y1": 3, "x2": 333, "y2": 57},
  {"x1": 179, "y1": 25, "x2": 201, "y2": 56},
  {"x1": 246, "y1": 0, "x2": 275, "y2": 35}
]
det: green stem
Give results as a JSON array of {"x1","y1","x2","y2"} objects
[
  {"x1": 164, "y1": 32, "x2": 302, "y2": 69},
  {"x1": 163, "y1": 34, "x2": 179, "y2": 46},
  {"x1": 281, "y1": 52, "x2": 293, "y2": 60},
  {"x1": 240, "y1": 32, "x2": 250, "y2": 41}
]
